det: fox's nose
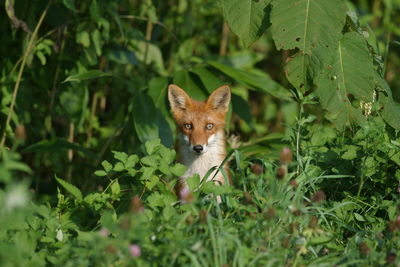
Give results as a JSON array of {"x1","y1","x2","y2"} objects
[{"x1": 193, "y1": 145, "x2": 203, "y2": 153}]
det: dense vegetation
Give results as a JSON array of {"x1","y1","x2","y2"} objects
[{"x1": 1, "y1": 0, "x2": 400, "y2": 265}]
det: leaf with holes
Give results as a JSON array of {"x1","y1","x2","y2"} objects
[
  {"x1": 284, "y1": 50, "x2": 324, "y2": 93},
  {"x1": 315, "y1": 32, "x2": 376, "y2": 129},
  {"x1": 271, "y1": 0, "x2": 346, "y2": 54},
  {"x1": 221, "y1": 0, "x2": 271, "y2": 47}
]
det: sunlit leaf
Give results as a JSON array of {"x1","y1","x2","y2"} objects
[
  {"x1": 63, "y1": 70, "x2": 111, "y2": 83},
  {"x1": 221, "y1": 0, "x2": 271, "y2": 47},
  {"x1": 315, "y1": 32, "x2": 375, "y2": 129},
  {"x1": 55, "y1": 175, "x2": 83, "y2": 201},
  {"x1": 271, "y1": 0, "x2": 346, "y2": 54}
]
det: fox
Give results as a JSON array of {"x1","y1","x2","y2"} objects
[{"x1": 168, "y1": 84, "x2": 231, "y2": 195}]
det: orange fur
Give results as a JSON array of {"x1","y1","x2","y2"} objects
[{"x1": 168, "y1": 84, "x2": 231, "y2": 193}]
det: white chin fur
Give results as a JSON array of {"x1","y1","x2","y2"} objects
[{"x1": 178, "y1": 131, "x2": 225, "y2": 182}]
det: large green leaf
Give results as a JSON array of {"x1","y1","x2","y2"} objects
[
  {"x1": 132, "y1": 91, "x2": 173, "y2": 147},
  {"x1": 284, "y1": 50, "x2": 323, "y2": 94},
  {"x1": 208, "y1": 61, "x2": 291, "y2": 100},
  {"x1": 172, "y1": 70, "x2": 208, "y2": 100},
  {"x1": 375, "y1": 74, "x2": 400, "y2": 130},
  {"x1": 270, "y1": 0, "x2": 346, "y2": 54},
  {"x1": 191, "y1": 66, "x2": 225, "y2": 94},
  {"x1": 231, "y1": 94, "x2": 253, "y2": 127},
  {"x1": 315, "y1": 32, "x2": 376, "y2": 129},
  {"x1": 220, "y1": 0, "x2": 271, "y2": 47},
  {"x1": 148, "y1": 76, "x2": 169, "y2": 113}
]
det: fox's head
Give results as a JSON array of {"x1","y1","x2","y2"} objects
[{"x1": 168, "y1": 84, "x2": 231, "y2": 155}]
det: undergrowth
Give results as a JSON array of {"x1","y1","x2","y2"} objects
[{"x1": 1, "y1": 114, "x2": 399, "y2": 266}]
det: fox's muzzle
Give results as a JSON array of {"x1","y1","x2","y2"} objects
[{"x1": 193, "y1": 145, "x2": 204, "y2": 153}]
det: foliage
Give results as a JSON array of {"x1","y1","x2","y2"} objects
[{"x1": 0, "y1": 0, "x2": 400, "y2": 265}]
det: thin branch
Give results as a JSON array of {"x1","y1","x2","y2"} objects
[
  {"x1": 219, "y1": 22, "x2": 229, "y2": 56},
  {"x1": 1, "y1": 2, "x2": 51, "y2": 149}
]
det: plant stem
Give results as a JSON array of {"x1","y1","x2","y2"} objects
[
  {"x1": 0, "y1": 3, "x2": 50, "y2": 149},
  {"x1": 296, "y1": 104, "x2": 303, "y2": 175},
  {"x1": 66, "y1": 122, "x2": 74, "y2": 182},
  {"x1": 219, "y1": 22, "x2": 229, "y2": 56},
  {"x1": 86, "y1": 92, "x2": 98, "y2": 146},
  {"x1": 143, "y1": 18, "x2": 153, "y2": 66},
  {"x1": 49, "y1": 27, "x2": 67, "y2": 120},
  {"x1": 357, "y1": 136, "x2": 370, "y2": 198}
]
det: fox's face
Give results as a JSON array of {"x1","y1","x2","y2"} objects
[{"x1": 168, "y1": 84, "x2": 231, "y2": 155}]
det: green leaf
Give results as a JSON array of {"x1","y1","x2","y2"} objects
[
  {"x1": 141, "y1": 155, "x2": 159, "y2": 167},
  {"x1": 364, "y1": 157, "x2": 377, "y2": 177},
  {"x1": 24, "y1": 139, "x2": 97, "y2": 159},
  {"x1": 132, "y1": 91, "x2": 173, "y2": 147},
  {"x1": 59, "y1": 86, "x2": 88, "y2": 125},
  {"x1": 106, "y1": 46, "x2": 138, "y2": 65},
  {"x1": 76, "y1": 31, "x2": 91, "y2": 48},
  {"x1": 159, "y1": 163, "x2": 172, "y2": 176},
  {"x1": 354, "y1": 213, "x2": 366, "y2": 222},
  {"x1": 135, "y1": 41, "x2": 166, "y2": 75},
  {"x1": 270, "y1": 0, "x2": 346, "y2": 54},
  {"x1": 125, "y1": 155, "x2": 139, "y2": 168},
  {"x1": 146, "y1": 175, "x2": 160, "y2": 190},
  {"x1": 162, "y1": 206, "x2": 176, "y2": 221},
  {"x1": 186, "y1": 174, "x2": 200, "y2": 190},
  {"x1": 173, "y1": 70, "x2": 208, "y2": 100},
  {"x1": 341, "y1": 145, "x2": 359, "y2": 160},
  {"x1": 141, "y1": 166, "x2": 156, "y2": 180},
  {"x1": 148, "y1": 77, "x2": 169, "y2": 113},
  {"x1": 101, "y1": 160, "x2": 112, "y2": 172},
  {"x1": 158, "y1": 146, "x2": 176, "y2": 165},
  {"x1": 171, "y1": 163, "x2": 187, "y2": 177},
  {"x1": 376, "y1": 76, "x2": 400, "y2": 130},
  {"x1": 147, "y1": 192, "x2": 165, "y2": 209},
  {"x1": 380, "y1": 96, "x2": 400, "y2": 130},
  {"x1": 127, "y1": 168, "x2": 138, "y2": 177},
  {"x1": 55, "y1": 176, "x2": 82, "y2": 201},
  {"x1": 113, "y1": 162, "x2": 124, "y2": 172},
  {"x1": 309, "y1": 236, "x2": 332, "y2": 245},
  {"x1": 90, "y1": 0, "x2": 101, "y2": 21},
  {"x1": 284, "y1": 51, "x2": 323, "y2": 93},
  {"x1": 201, "y1": 181, "x2": 231, "y2": 194},
  {"x1": 191, "y1": 66, "x2": 225, "y2": 93},
  {"x1": 36, "y1": 51, "x2": 46, "y2": 65},
  {"x1": 91, "y1": 29, "x2": 102, "y2": 56},
  {"x1": 208, "y1": 61, "x2": 291, "y2": 100},
  {"x1": 112, "y1": 151, "x2": 128, "y2": 163},
  {"x1": 315, "y1": 32, "x2": 375, "y2": 129},
  {"x1": 62, "y1": 0, "x2": 76, "y2": 11},
  {"x1": 231, "y1": 94, "x2": 253, "y2": 126},
  {"x1": 94, "y1": 170, "x2": 107, "y2": 177},
  {"x1": 221, "y1": 0, "x2": 271, "y2": 47},
  {"x1": 63, "y1": 70, "x2": 111, "y2": 83},
  {"x1": 145, "y1": 139, "x2": 161, "y2": 155},
  {"x1": 110, "y1": 180, "x2": 120, "y2": 196}
]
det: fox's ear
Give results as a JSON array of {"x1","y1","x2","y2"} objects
[
  {"x1": 207, "y1": 85, "x2": 231, "y2": 112},
  {"x1": 168, "y1": 84, "x2": 191, "y2": 111}
]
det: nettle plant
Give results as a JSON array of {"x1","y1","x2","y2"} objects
[
  {"x1": 220, "y1": 0, "x2": 400, "y2": 130},
  {"x1": 56, "y1": 139, "x2": 232, "y2": 218}
]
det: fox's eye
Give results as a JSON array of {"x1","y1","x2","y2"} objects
[
  {"x1": 184, "y1": 123, "x2": 192, "y2": 130},
  {"x1": 206, "y1": 123, "x2": 214, "y2": 130}
]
